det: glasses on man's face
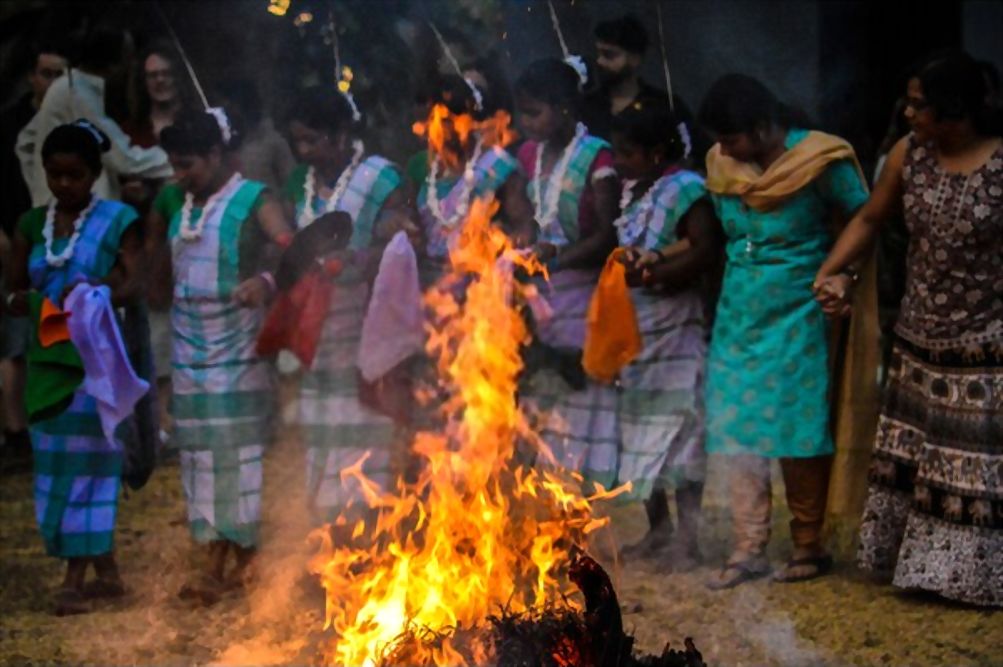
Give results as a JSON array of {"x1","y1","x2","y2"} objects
[
  {"x1": 38, "y1": 67, "x2": 64, "y2": 81},
  {"x1": 146, "y1": 69, "x2": 174, "y2": 81}
]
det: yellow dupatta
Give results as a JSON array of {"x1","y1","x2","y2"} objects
[{"x1": 707, "y1": 131, "x2": 881, "y2": 552}]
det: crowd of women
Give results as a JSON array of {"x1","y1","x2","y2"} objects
[{"x1": 1, "y1": 15, "x2": 1000, "y2": 617}]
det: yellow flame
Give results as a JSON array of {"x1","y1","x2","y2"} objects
[
  {"x1": 412, "y1": 104, "x2": 517, "y2": 173},
  {"x1": 267, "y1": 0, "x2": 290, "y2": 17},
  {"x1": 309, "y1": 197, "x2": 615, "y2": 666}
]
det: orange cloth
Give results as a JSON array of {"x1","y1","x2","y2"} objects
[
  {"x1": 705, "y1": 131, "x2": 863, "y2": 212},
  {"x1": 39, "y1": 297, "x2": 72, "y2": 348},
  {"x1": 582, "y1": 249, "x2": 642, "y2": 383}
]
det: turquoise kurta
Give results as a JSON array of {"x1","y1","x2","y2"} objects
[{"x1": 705, "y1": 129, "x2": 868, "y2": 458}]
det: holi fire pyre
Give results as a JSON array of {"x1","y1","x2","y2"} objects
[{"x1": 305, "y1": 111, "x2": 702, "y2": 667}]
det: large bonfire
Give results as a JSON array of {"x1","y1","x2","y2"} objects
[{"x1": 307, "y1": 108, "x2": 625, "y2": 667}]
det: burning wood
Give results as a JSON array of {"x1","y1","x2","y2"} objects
[
  {"x1": 306, "y1": 197, "x2": 695, "y2": 666},
  {"x1": 375, "y1": 554, "x2": 705, "y2": 667}
]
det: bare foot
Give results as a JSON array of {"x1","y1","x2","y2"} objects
[
  {"x1": 178, "y1": 572, "x2": 224, "y2": 606},
  {"x1": 620, "y1": 521, "x2": 673, "y2": 560},
  {"x1": 53, "y1": 587, "x2": 90, "y2": 616}
]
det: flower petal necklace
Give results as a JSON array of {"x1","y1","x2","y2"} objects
[
  {"x1": 179, "y1": 172, "x2": 243, "y2": 242},
  {"x1": 532, "y1": 121, "x2": 587, "y2": 230},
  {"x1": 426, "y1": 135, "x2": 484, "y2": 230},
  {"x1": 614, "y1": 175, "x2": 667, "y2": 247},
  {"x1": 299, "y1": 139, "x2": 365, "y2": 228},
  {"x1": 43, "y1": 195, "x2": 99, "y2": 267}
]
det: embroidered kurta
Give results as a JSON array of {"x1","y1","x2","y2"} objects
[{"x1": 705, "y1": 129, "x2": 868, "y2": 459}]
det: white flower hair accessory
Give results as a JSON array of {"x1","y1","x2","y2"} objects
[
  {"x1": 463, "y1": 77, "x2": 485, "y2": 113},
  {"x1": 564, "y1": 55, "x2": 588, "y2": 90},
  {"x1": 677, "y1": 121, "x2": 692, "y2": 160},
  {"x1": 341, "y1": 90, "x2": 362, "y2": 123},
  {"x1": 72, "y1": 119, "x2": 106, "y2": 148},
  {"x1": 206, "y1": 107, "x2": 234, "y2": 146}
]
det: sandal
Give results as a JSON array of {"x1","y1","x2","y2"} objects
[
  {"x1": 705, "y1": 560, "x2": 770, "y2": 591},
  {"x1": 82, "y1": 577, "x2": 127, "y2": 599},
  {"x1": 53, "y1": 587, "x2": 90, "y2": 616},
  {"x1": 773, "y1": 554, "x2": 834, "y2": 583},
  {"x1": 178, "y1": 572, "x2": 224, "y2": 606}
]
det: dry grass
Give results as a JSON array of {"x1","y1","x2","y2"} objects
[{"x1": 1, "y1": 443, "x2": 1001, "y2": 667}]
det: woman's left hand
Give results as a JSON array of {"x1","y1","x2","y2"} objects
[
  {"x1": 232, "y1": 275, "x2": 271, "y2": 308},
  {"x1": 813, "y1": 273, "x2": 854, "y2": 318}
]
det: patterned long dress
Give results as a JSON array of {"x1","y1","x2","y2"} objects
[
  {"x1": 284, "y1": 157, "x2": 404, "y2": 522},
  {"x1": 155, "y1": 177, "x2": 274, "y2": 548},
  {"x1": 705, "y1": 129, "x2": 868, "y2": 459},
  {"x1": 20, "y1": 199, "x2": 139, "y2": 557},
  {"x1": 517, "y1": 133, "x2": 621, "y2": 490},
  {"x1": 857, "y1": 138, "x2": 1003, "y2": 607},
  {"x1": 614, "y1": 170, "x2": 708, "y2": 499}
]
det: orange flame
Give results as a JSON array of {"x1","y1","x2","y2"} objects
[
  {"x1": 309, "y1": 197, "x2": 616, "y2": 667},
  {"x1": 413, "y1": 104, "x2": 517, "y2": 173}
]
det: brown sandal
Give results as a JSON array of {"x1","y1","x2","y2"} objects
[{"x1": 705, "y1": 560, "x2": 770, "y2": 591}]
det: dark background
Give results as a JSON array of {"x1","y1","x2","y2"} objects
[{"x1": 1, "y1": 0, "x2": 1001, "y2": 173}]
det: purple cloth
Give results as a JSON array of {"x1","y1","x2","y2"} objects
[
  {"x1": 534, "y1": 268, "x2": 599, "y2": 350},
  {"x1": 358, "y1": 232, "x2": 424, "y2": 381},
  {"x1": 65, "y1": 284, "x2": 149, "y2": 441}
]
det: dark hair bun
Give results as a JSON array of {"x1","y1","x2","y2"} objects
[
  {"x1": 160, "y1": 110, "x2": 225, "y2": 156},
  {"x1": 516, "y1": 58, "x2": 583, "y2": 114},
  {"x1": 288, "y1": 86, "x2": 357, "y2": 137},
  {"x1": 41, "y1": 121, "x2": 109, "y2": 172}
]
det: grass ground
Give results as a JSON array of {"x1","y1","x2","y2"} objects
[{"x1": 1, "y1": 438, "x2": 1001, "y2": 667}]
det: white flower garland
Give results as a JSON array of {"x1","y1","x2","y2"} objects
[
  {"x1": 614, "y1": 175, "x2": 667, "y2": 247},
  {"x1": 179, "y1": 172, "x2": 243, "y2": 242},
  {"x1": 426, "y1": 135, "x2": 484, "y2": 230},
  {"x1": 43, "y1": 195, "x2": 98, "y2": 267},
  {"x1": 532, "y1": 122, "x2": 587, "y2": 230},
  {"x1": 618, "y1": 179, "x2": 637, "y2": 213},
  {"x1": 299, "y1": 140, "x2": 365, "y2": 228}
]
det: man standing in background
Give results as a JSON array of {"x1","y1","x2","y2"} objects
[
  {"x1": 0, "y1": 45, "x2": 67, "y2": 468},
  {"x1": 583, "y1": 14, "x2": 706, "y2": 161},
  {"x1": 16, "y1": 23, "x2": 171, "y2": 207}
]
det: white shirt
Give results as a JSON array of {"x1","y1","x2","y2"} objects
[{"x1": 16, "y1": 68, "x2": 172, "y2": 206}]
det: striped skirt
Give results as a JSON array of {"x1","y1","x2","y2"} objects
[
  {"x1": 32, "y1": 390, "x2": 123, "y2": 558},
  {"x1": 300, "y1": 281, "x2": 399, "y2": 523},
  {"x1": 857, "y1": 337, "x2": 1003, "y2": 607},
  {"x1": 172, "y1": 298, "x2": 274, "y2": 548},
  {"x1": 616, "y1": 288, "x2": 707, "y2": 500},
  {"x1": 523, "y1": 269, "x2": 619, "y2": 491}
]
